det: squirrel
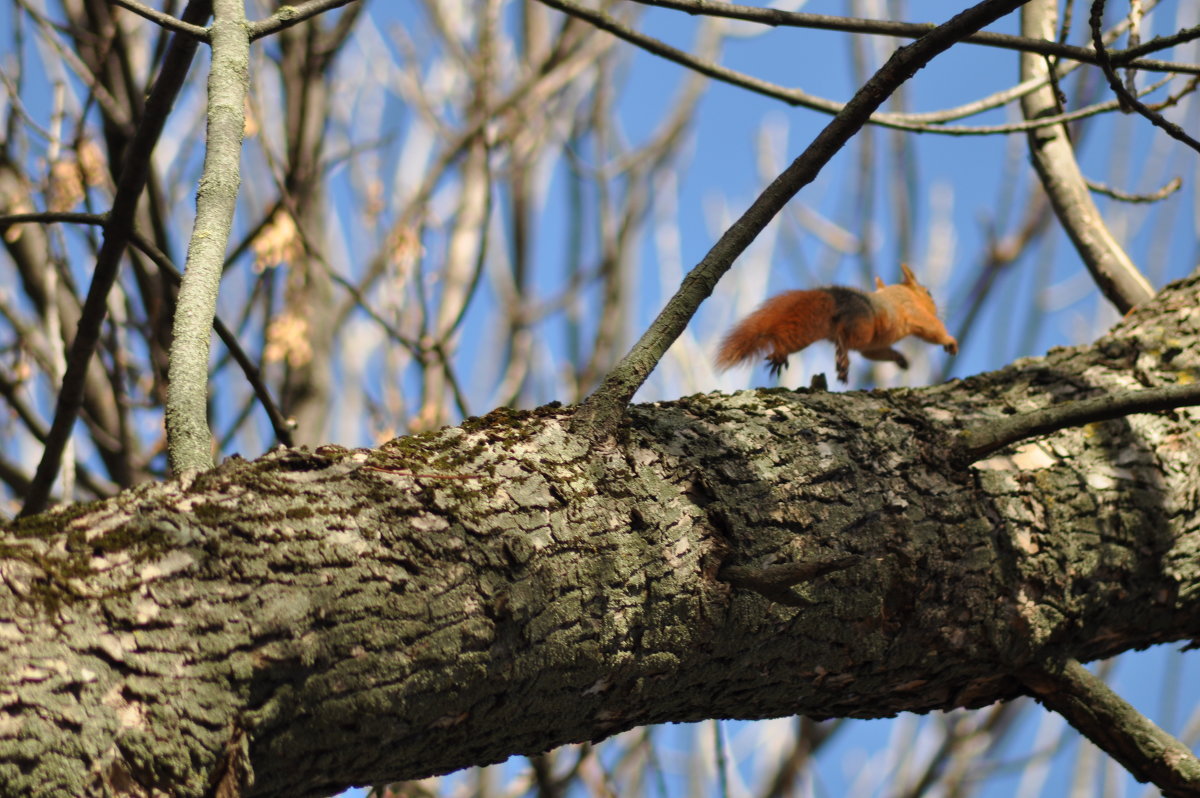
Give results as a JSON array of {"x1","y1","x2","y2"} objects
[{"x1": 715, "y1": 263, "x2": 958, "y2": 383}]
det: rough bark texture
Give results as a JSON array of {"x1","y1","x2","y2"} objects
[{"x1": 3, "y1": 273, "x2": 1200, "y2": 797}]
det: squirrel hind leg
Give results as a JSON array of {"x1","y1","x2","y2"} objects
[
  {"x1": 861, "y1": 347, "x2": 909, "y2": 370},
  {"x1": 766, "y1": 354, "x2": 789, "y2": 377}
]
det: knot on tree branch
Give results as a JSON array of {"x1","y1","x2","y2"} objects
[{"x1": 719, "y1": 555, "x2": 864, "y2": 606}]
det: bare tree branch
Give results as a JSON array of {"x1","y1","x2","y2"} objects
[
  {"x1": 130, "y1": 233, "x2": 296, "y2": 450},
  {"x1": 12, "y1": 0, "x2": 136, "y2": 135},
  {"x1": 246, "y1": 0, "x2": 360, "y2": 41},
  {"x1": 1086, "y1": 174, "x2": 1183, "y2": 203},
  {"x1": 1089, "y1": 0, "x2": 1200, "y2": 155},
  {"x1": 0, "y1": 211, "x2": 295, "y2": 450},
  {"x1": 19, "y1": 0, "x2": 214, "y2": 518},
  {"x1": 630, "y1": 0, "x2": 1200, "y2": 74},
  {"x1": 535, "y1": 0, "x2": 1188, "y2": 136},
  {"x1": 166, "y1": 0, "x2": 250, "y2": 475},
  {"x1": 1018, "y1": 0, "x2": 1153, "y2": 315},
  {"x1": 1020, "y1": 658, "x2": 1200, "y2": 796},
  {"x1": 110, "y1": 0, "x2": 211, "y2": 40}
]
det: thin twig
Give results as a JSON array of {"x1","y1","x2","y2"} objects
[
  {"x1": 719, "y1": 556, "x2": 863, "y2": 606},
  {"x1": 332, "y1": 19, "x2": 606, "y2": 333},
  {"x1": 630, "y1": 0, "x2": 1200, "y2": 74},
  {"x1": 0, "y1": 67, "x2": 55, "y2": 142},
  {"x1": 1122, "y1": 21, "x2": 1200, "y2": 61},
  {"x1": 959, "y1": 382, "x2": 1200, "y2": 462},
  {"x1": 13, "y1": 0, "x2": 136, "y2": 135},
  {"x1": 246, "y1": 0, "x2": 359, "y2": 41},
  {"x1": 129, "y1": 232, "x2": 295, "y2": 449},
  {"x1": 713, "y1": 720, "x2": 729, "y2": 798},
  {"x1": 537, "y1": 0, "x2": 1185, "y2": 136},
  {"x1": 0, "y1": 211, "x2": 296, "y2": 449},
  {"x1": 110, "y1": 0, "x2": 210, "y2": 40},
  {"x1": 0, "y1": 210, "x2": 109, "y2": 230},
  {"x1": 1086, "y1": 175, "x2": 1182, "y2": 203},
  {"x1": 1090, "y1": 0, "x2": 1200, "y2": 155}
]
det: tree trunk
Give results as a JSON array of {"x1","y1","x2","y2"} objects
[{"x1": 2, "y1": 273, "x2": 1198, "y2": 797}]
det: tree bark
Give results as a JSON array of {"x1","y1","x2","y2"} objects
[{"x1": 3, "y1": 273, "x2": 1199, "y2": 797}]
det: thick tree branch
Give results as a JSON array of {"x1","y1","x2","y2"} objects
[
  {"x1": 4, "y1": 262, "x2": 1200, "y2": 798},
  {"x1": 572, "y1": 0, "x2": 1034, "y2": 438},
  {"x1": 20, "y1": 0, "x2": 214, "y2": 517},
  {"x1": 1020, "y1": 658, "x2": 1200, "y2": 796}
]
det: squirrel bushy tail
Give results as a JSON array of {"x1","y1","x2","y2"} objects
[{"x1": 716, "y1": 289, "x2": 858, "y2": 376}]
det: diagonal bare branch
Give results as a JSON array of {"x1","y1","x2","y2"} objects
[
  {"x1": 246, "y1": 0, "x2": 360, "y2": 41},
  {"x1": 1018, "y1": 0, "x2": 1153, "y2": 315},
  {"x1": 109, "y1": 0, "x2": 211, "y2": 40},
  {"x1": 1021, "y1": 658, "x2": 1200, "y2": 797}
]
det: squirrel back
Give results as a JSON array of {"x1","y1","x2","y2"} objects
[{"x1": 716, "y1": 264, "x2": 957, "y2": 382}]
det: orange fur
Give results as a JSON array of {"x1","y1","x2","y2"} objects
[{"x1": 716, "y1": 264, "x2": 957, "y2": 382}]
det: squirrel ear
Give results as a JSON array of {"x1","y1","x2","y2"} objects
[
  {"x1": 900, "y1": 263, "x2": 917, "y2": 284},
  {"x1": 874, "y1": 276, "x2": 886, "y2": 290}
]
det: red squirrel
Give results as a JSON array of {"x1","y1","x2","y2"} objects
[{"x1": 715, "y1": 264, "x2": 958, "y2": 382}]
